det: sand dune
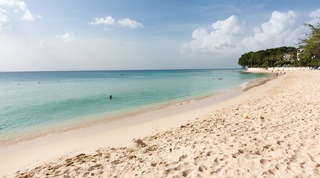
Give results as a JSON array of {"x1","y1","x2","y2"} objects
[{"x1": 6, "y1": 71, "x2": 320, "y2": 177}]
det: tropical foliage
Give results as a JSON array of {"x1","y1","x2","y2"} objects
[
  {"x1": 238, "y1": 46, "x2": 297, "y2": 68},
  {"x1": 298, "y1": 23, "x2": 320, "y2": 66}
]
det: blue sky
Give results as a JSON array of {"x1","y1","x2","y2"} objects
[{"x1": 0, "y1": 0, "x2": 319, "y2": 71}]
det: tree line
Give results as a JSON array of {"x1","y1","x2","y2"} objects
[
  {"x1": 238, "y1": 46, "x2": 297, "y2": 68},
  {"x1": 238, "y1": 22, "x2": 320, "y2": 68}
]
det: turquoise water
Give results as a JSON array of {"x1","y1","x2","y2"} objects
[{"x1": 0, "y1": 69, "x2": 265, "y2": 144}]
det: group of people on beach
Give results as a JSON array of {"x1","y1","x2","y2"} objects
[{"x1": 272, "y1": 70, "x2": 286, "y2": 77}]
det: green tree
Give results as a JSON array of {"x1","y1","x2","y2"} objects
[
  {"x1": 298, "y1": 23, "x2": 320, "y2": 66},
  {"x1": 238, "y1": 46, "x2": 296, "y2": 68},
  {"x1": 238, "y1": 51, "x2": 254, "y2": 67}
]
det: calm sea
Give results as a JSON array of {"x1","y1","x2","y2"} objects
[{"x1": 0, "y1": 69, "x2": 265, "y2": 144}]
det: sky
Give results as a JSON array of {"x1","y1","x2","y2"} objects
[{"x1": 0, "y1": 0, "x2": 319, "y2": 71}]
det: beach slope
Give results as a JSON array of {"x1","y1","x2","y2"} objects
[{"x1": 2, "y1": 71, "x2": 320, "y2": 177}]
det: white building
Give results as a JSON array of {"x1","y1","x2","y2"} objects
[
  {"x1": 297, "y1": 49, "x2": 304, "y2": 61},
  {"x1": 283, "y1": 53, "x2": 292, "y2": 61}
]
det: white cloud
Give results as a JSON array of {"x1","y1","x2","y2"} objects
[
  {"x1": 309, "y1": 8, "x2": 320, "y2": 18},
  {"x1": 89, "y1": 16, "x2": 115, "y2": 26},
  {"x1": 212, "y1": 15, "x2": 245, "y2": 35},
  {"x1": 0, "y1": 0, "x2": 36, "y2": 24},
  {"x1": 89, "y1": 16, "x2": 144, "y2": 29},
  {"x1": 182, "y1": 10, "x2": 306, "y2": 56},
  {"x1": 0, "y1": 8, "x2": 9, "y2": 28},
  {"x1": 262, "y1": 11, "x2": 297, "y2": 34},
  {"x1": 56, "y1": 32, "x2": 75, "y2": 42},
  {"x1": 19, "y1": 1, "x2": 33, "y2": 21},
  {"x1": 118, "y1": 18, "x2": 144, "y2": 29},
  {"x1": 309, "y1": 8, "x2": 320, "y2": 25},
  {"x1": 241, "y1": 10, "x2": 299, "y2": 50},
  {"x1": 182, "y1": 15, "x2": 245, "y2": 54},
  {"x1": 0, "y1": 0, "x2": 16, "y2": 6}
]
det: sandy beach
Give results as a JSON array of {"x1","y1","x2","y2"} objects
[{"x1": 1, "y1": 70, "x2": 320, "y2": 177}]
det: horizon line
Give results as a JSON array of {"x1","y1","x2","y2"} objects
[{"x1": 0, "y1": 68, "x2": 243, "y2": 73}]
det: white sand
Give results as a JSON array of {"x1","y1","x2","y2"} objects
[{"x1": 1, "y1": 70, "x2": 320, "y2": 177}]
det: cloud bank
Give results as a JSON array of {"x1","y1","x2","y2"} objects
[
  {"x1": 241, "y1": 11, "x2": 300, "y2": 50},
  {"x1": 89, "y1": 16, "x2": 144, "y2": 29},
  {"x1": 182, "y1": 9, "x2": 320, "y2": 57},
  {"x1": 182, "y1": 15, "x2": 246, "y2": 53}
]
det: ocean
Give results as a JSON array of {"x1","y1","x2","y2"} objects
[{"x1": 0, "y1": 69, "x2": 266, "y2": 144}]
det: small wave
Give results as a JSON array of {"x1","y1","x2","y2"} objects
[{"x1": 240, "y1": 81, "x2": 250, "y2": 89}]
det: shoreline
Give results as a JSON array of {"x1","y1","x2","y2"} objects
[
  {"x1": 1, "y1": 72, "x2": 279, "y2": 177},
  {"x1": 244, "y1": 67, "x2": 311, "y2": 73},
  {"x1": 0, "y1": 73, "x2": 269, "y2": 146},
  {"x1": 243, "y1": 74, "x2": 275, "y2": 91}
]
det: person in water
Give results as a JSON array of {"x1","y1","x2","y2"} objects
[{"x1": 109, "y1": 95, "x2": 112, "y2": 99}]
